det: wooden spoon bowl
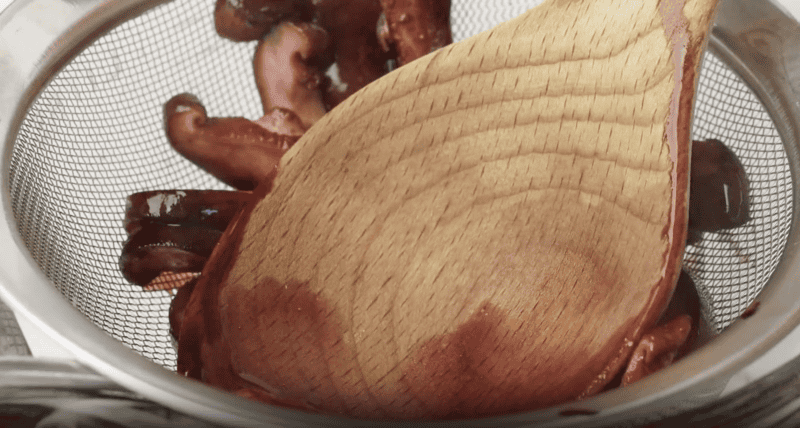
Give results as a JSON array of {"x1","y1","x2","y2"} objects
[{"x1": 177, "y1": 0, "x2": 720, "y2": 419}]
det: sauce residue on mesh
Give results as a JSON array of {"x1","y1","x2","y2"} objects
[{"x1": 740, "y1": 300, "x2": 760, "y2": 319}]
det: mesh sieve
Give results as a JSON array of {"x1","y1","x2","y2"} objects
[{"x1": 4, "y1": 0, "x2": 793, "y2": 378}]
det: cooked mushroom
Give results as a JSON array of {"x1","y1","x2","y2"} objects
[
  {"x1": 213, "y1": 0, "x2": 314, "y2": 41},
  {"x1": 378, "y1": 0, "x2": 452, "y2": 65}
]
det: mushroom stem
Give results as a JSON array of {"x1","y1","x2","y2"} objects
[
  {"x1": 378, "y1": 0, "x2": 452, "y2": 65},
  {"x1": 314, "y1": 0, "x2": 391, "y2": 107},
  {"x1": 214, "y1": 0, "x2": 314, "y2": 41},
  {"x1": 163, "y1": 93, "x2": 301, "y2": 190},
  {"x1": 253, "y1": 21, "x2": 330, "y2": 128}
]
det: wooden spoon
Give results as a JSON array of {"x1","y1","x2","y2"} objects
[{"x1": 178, "y1": 0, "x2": 720, "y2": 419}]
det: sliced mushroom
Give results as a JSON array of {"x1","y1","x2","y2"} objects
[
  {"x1": 688, "y1": 138, "x2": 750, "y2": 240},
  {"x1": 121, "y1": 190, "x2": 252, "y2": 290},
  {"x1": 253, "y1": 21, "x2": 330, "y2": 128},
  {"x1": 119, "y1": 224, "x2": 222, "y2": 287},
  {"x1": 214, "y1": 0, "x2": 314, "y2": 41},
  {"x1": 163, "y1": 93, "x2": 301, "y2": 190},
  {"x1": 378, "y1": 0, "x2": 452, "y2": 65},
  {"x1": 314, "y1": 0, "x2": 392, "y2": 107},
  {"x1": 124, "y1": 190, "x2": 252, "y2": 235}
]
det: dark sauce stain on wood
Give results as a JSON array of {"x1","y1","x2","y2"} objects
[
  {"x1": 222, "y1": 276, "x2": 351, "y2": 413},
  {"x1": 401, "y1": 302, "x2": 505, "y2": 418},
  {"x1": 400, "y1": 301, "x2": 566, "y2": 419}
]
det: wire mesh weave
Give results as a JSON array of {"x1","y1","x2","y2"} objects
[
  {"x1": 686, "y1": 53, "x2": 792, "y2": 331},
  {"x1": 0, "y1": 298, "x2": 30, "y2": 356},
  {"x1": 5, "y1": 0, "x2": 793, "y2": 371}
]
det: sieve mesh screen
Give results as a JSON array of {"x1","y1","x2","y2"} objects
[
  {"x1": 686, "y1": 52, "x2": 792, "y2": 331},
  {"x1": 5, "y1": 0, "x2": 792, "y2": 371}
]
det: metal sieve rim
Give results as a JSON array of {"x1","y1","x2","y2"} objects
[{"x1": 1, "y1": 0, "x2": 800, "y2": 426}]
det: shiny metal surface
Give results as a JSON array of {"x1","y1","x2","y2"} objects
[
  {"x1": 0, "y1": 0, "x2": 799, "y2": 426},
  {"x1": 0, "y1": 357, "x2": 224, "y2": 427}
]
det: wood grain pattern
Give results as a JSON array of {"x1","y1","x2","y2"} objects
[{"x1": 178, "y1": 0, "x2": 720, "y2": 419}]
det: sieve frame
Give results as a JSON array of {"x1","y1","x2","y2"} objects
[{"x1": 1, "y1": 0, "x2": 800, "y2": 426}]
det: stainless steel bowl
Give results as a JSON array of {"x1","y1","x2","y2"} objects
[{"x1": 1, "y1": 0, "x2": 799, "y2": 425}]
